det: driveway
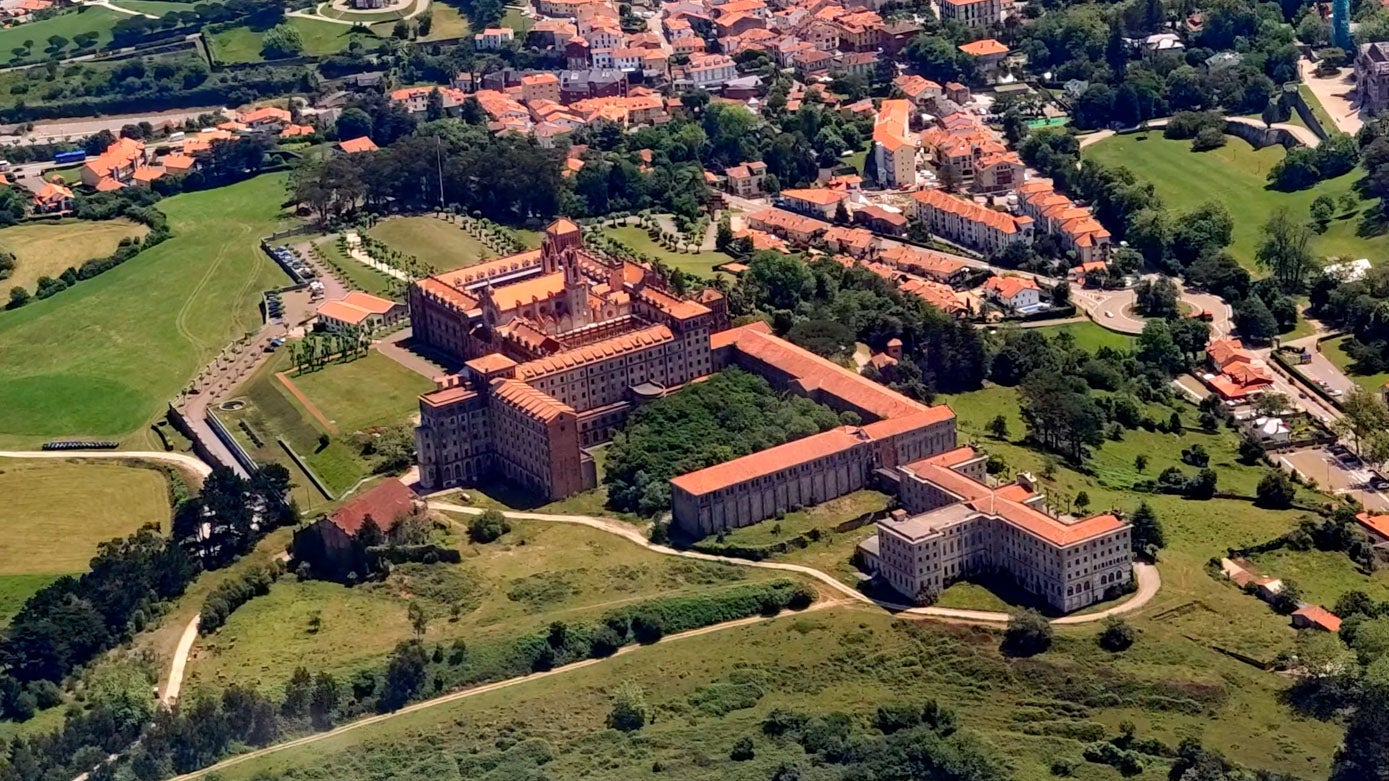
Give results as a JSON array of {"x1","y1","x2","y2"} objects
[{"x1": 1280, "y1": 446, "x2": 1389, "y2": 511}]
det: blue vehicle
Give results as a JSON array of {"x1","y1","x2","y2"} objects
[{"x1": 53, "y1": 150, "x2": 86, "y2": 164}]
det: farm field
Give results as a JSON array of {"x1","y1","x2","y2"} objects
[
  {"x1": 212, "y1": 605, "x2": 1343, "y2": 781},
  {"x1": 0, "y1": 6, "x2": 123, "y2": 65},
  {"x1": 1084, "y1": 132, "x2": 1386, "y2": 272},
  {"x1": 0, "y1": 174, "x2": 292, "y2": 449},
  {"x1": 185, "y1": 517, "x2": 780, "y2": 692},
  {"x1": 598, "y1": 223, "x2": 732, "y2": 278},
  {"x1": 208, "y1": 17, "x2": 378, "y2": 63},
  {"x1": 367, "y1": 216, "x2": 497, "y2": 272},
  {"x1": 218, "y1": 348, "x2": 429, "y2": 505},
  {"x1": 0, "y1": 458, "x2": 171, "y2": 624},
  {"x1": 1321, "y1": 333, "x2": 1389, "y2": 394},
  {"x1": 0, "y1": 219, "x2": 149, "y2": 293}
]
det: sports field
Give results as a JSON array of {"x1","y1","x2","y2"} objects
[
  {"x1": 0, "y1": 219, "x2": 149, "y2": 293},
  {"x1": 0, "y1": 6, "x2": 123, "y2": 65},
  {"x1": 367, "y1": 216, "x2": 497, "y2": 272},
  {"x1": 185, "y1": 518, "x2": 776, "y2": 691},
  {"x1": 0, "y1": 458, "x2": 171, "y2": 624},
  {"x1": 0, "y1": 174, "x2": 293, "y2": 449},
  {"x1": 1084, "y1": 132, "x2": 1387, "y2": 271}
]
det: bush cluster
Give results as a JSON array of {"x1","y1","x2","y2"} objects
[{"x1": 199, "y1": 560, "x2": 286, "y2": 634}]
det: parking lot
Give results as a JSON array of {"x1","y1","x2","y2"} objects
[{"x1": 1280, "y1": 445, "x2": 1389, "y2": 511}]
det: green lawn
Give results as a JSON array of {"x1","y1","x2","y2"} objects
[
  {"x1": 1031, "y1": 320, "x2": 1135, "y2": 352},
  {"x1": 0, "y1": 6, "x2": 123, "y2": 65},
  {"x1": 367, "y1": 216, "x2": 497, "y2": 272},
  {"x1": 1084, "y1": 132, "x2": 1385, "y2": 272},
  {"x1": 599, "y1": 224, "x2": 733, "y2": 279},
  {"x1": 318, "y1": 0, "x2": 421, "y2": 22},
  {"x1": 421, "y1": 1, "x2": 469, "y2": 38},
  {"x1": 315, "y1": 238, "x2": 400, "y2": 299},
  {"x1": 219, "y1": 348, "x2": 423, "y2": 505},
  {"x1": 289, "y1": 350, "x2": 432, "y2": 434},
  {"x1": 500, "y1": 5, "x2": 532, "y2": 32},
  {"x1": 186, "y1": 518, "x2": 775, "y2": 693},
  {"x1": 0, "y1": 459, "x2": 171, "y2": 625},
  {"x1": 212, "y1": 605, "x2": 1343, "y2": 781},
  {"x1": 1322, "y1": 333, "x2": 1389, "y2": 394},
  {"x1": 0, "y1": 219, "x2": 148, "y2": 293},
  {"x1": 108, "y1": 0, "x2": 201, "y2": 15},
  {"x1": 0, "y1": 174, "x2": 293, "y2": 449},
  {"x1": 1249, "y1": 548, "x2": 1389, "y2": 607},
  {"x1": 208, "y1": 17, "x2": 378, "y2": 64}
]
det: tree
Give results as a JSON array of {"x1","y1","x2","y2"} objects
[
  {"x1": 1130, "y1": 501, "x2": 1165, "y2": 558},
  {"x1": 1073, "y1": 490, "x2": 1090, "y2": 515},
  {"x1": 939, "y1": 162, "x2": 962, "y2": 193},
  {"x1": 1172, "y1": 203, "x2": 1233, "y2": 264},
  {"x1": 1098, "y1": 616, "x2": 1135, "y2": 651},
  {"x1": 392, "y1": 19, "x2": 411, "y2": 39},
  {"x1": 1270, "y1": 578, "x2": 1303, "y2": 614},
  {"x1": 1002, "y1": 609, "x2": 1052, "y2": 656},
  {"x1": 45, "y1": 34, "x2": 68, "y2": 53},
  {"x1": 468, "y1": 509, "x2": 511, "y2": 543},
  {"x1": 1311, "y1": 194, "x2": 1336, "y2": 229},
  {"x1": 1255, "y1": 469, "x2": 1297, "y2": 509},
  {"x1": 281, "y1": 667, "x2": 312, "y2": 718},
  {"x1": 378, "y1": 641, "x2": 428, "y2": 711},
  {"x1": 7, "y1": 286, "x2": 30, "y2": 310},
  {"x1": 1238, "y1": 430, "x2": 1266, "y2": 465},
  {"x1": 607, "y1": 682, "x2": 648, "y2": 731},
  {"x1": 425, "y1": 88, "x2": 445, "y2": 122},
  {"x1": 260, "y1": 24, "x2": 304, "y2": 59},
  {"x1": 1134, "y1": 453, "x2": 1148, "y2": 472},
  {"x1": 308, "y1": 671, "x2": 340, "y2": 728},
  {"x1": 987, "y1": 414, "x2": 1009, "y2": 440},
  {"x1": 407, "y1": 601, "x2": 428, "y2": 639},
  {"x1": 335, "y1": 108, "x2": 373, "y2": 142},
  {"x1": 417, "y1": 10, "x2": 432, "y2": 35},
  {"x1": 1256, "y1": 208, "x2": 1317, "y2": 291},
  {"x1": 1134, "y1": 277, "x2": 1180, "y2": 317},
  {"x1": 730, "y1": 736, "x2": 756, "y2": 761},
  {"x1": 1233, "y1": 294, "x2": 1278, "y2": 343}
]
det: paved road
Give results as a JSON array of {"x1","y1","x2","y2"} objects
[
  {"x1": 0, "y1": 449, "x2": 212, "y2": 478},
  {"x1": 427, "y1": 501, "x2": 1162, "y2": 625},
  {"x1": 1, "y1": 107, "x2": 224, "y2": 146}
]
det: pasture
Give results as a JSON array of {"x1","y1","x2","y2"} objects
[{"x1": 0, "y1": 219, "x2": 149, "y2": 293}]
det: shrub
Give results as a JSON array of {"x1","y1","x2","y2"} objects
[
  {"x1": 730, "y1": 736, "x2": 755, "y2": 760},
  {"x1": 468, "y1": 510, "x2": 511, "y2": 543},
  {"x1": 607, "y1": 682, "x2": 648, "y2": 731},
  {"x1": 199, "y1": 561, "x2": 284, "y2": 634},
  {"x1": 1190, "y1": 126, "x2": 1226, "y2": 151},
  {"x1": 1097, "y1": 616, "x2": 1135, "y2": 652},
  {"x1": 1002, "y1": 609, "x2": 1053, "y2": 657}
]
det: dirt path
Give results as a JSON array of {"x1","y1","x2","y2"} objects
[
  {"x1": 162, "y1": 616, "x2": 201, "y2": 705},
  {"x1": 167, "y1": 600, "x2": 845, "y2": 781},
  {"x1": 0, "y1": 450, "x2": 212, "y2": 478},
  {"x1": 275, "y1": 371, "x2": 338, "y2": 434},
  {"x1": 427, "y1": 501, "x2": 1162, "y2": 625}
]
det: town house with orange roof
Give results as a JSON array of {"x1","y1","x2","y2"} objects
[
  {"x1": 878, "y1": 244, "x2": 970, "y2": 286},
  {"x1": 957, "y1": 38, "x2": 1009, "y2": 80},
  {"x1": 981, "y1": 275, "x2": 1041, "y2": 310},
  {"x1": 893, "y1": 74, "x2": 943, "y2": 106},
  {"x1": 862, "y1": 446, "x2": 1132, "y2": 611},
  {"x1": 919, "y1": 112, "x2": 1023, "y2": 194},
  {"x1": 912, "y1": 188, "x2": 1033, "y2": 254},
  {"x1": 80, "y1": 137, "x2": 150, "y2": 190},
  {"x1": 1203, "y1": 337, "x2": 1273, "y2": 400},
  {"x1": 31, "y1": 178, "x2": 75, "y2": 214},
  {"x1": 475, "y1": 26, "x2": 516, "y2": 48},
  {"x1": 686, "y1": 52, "x2": 738, "y2": 87},
  {"x1": 778, "y1": 186, "x2": 848, "y2": 219},
  {"x1": 746, "y1": 206, "x2": 831, "y2": 246},
  {"x1": 1016, "y1": 179, "x2": 1110, "y2": 262},
  {"x1": 520, "y1": 72, "x2": 563, "y2": 103},
  {"x1": 872, "y1": 98, "x2": 918, "y2": 189},
  {"x1": 724, "y1": 160, "x2": 768, "y2": 196},
  {"x1": 237, "y1": 105, "x2": 292, "y2": 132}
]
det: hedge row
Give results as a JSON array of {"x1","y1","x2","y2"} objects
[{"x1": 199, "y1": 560, "x2": 286, "y2": 634}]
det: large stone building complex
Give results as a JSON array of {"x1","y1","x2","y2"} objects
[
  {"x1": 411, "y1": 219, "x2": 726, "y2": 499},
  {"x1": 860, "y1": 447, "x2": 1132, "y2": 612}
]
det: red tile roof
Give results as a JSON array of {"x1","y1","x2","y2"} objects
[
  {"x1": 328, "y1": 479, "x2": 418, "y2": 535},
  {"x1": 1293, "y1": 605, "x2": 1343, "y2": 632}
]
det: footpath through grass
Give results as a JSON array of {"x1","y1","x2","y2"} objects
[
  {"x1": 1084, "y1": 132, "x2": 1387, "y2": 272},
  {"x1": 0, "y1": 175, "x2": 292, "y2": 448},
  {"x1": 0, "y1": 459, "x2": 172, "y2": 624},
  {"x1": 0, "y1": 219, "x2": 148, "y2": 293}
]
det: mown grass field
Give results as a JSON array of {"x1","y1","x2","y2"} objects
[
  {"x1": 1031, "y1": 320, "x2": 1136, "y2": 352},
  {"x1": 208, "y1": 17, "x2": 378, "y2": 63},
  {"x1": 0, "y1": 6, "x2": 123, "y2": 65},
  {"x1": 185, "y1": 518, "x2": 780, "y2": 693},
  {"x1": 0, "y1": 174, "x2": 292, "y2": 449},
  {"x1": 420, "y1": 2, "x2": 468, "y2": 39},
  {"x1": 213, "y1": 605, "x2": 1344, "y2": 781},
  {"x1": 219, "y1": 348, "x2": 425, "y2": 505},
  {"x1": 367, "y1": 216, "x2": 496, "y2": 272},
  {"x1": 1084, "y1": 132, "x2": 1385, "y2": 272},
  {"x1": 598, "y1": 224, "x2": 733, "y2": 279},
  {"x1": 1322, "y1": 333, "x2": 1389, "y2": 394},
  {"x1": 0, "y1": 459, "x2": 171, "y2": 625},
  {"x1": 0, "y1": 219, "x2": 149, "y2": 293}
]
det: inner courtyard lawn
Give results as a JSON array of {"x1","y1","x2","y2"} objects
[
  {"x1": 0, "y1": 219, "x2": 149, "y2": 293},
  {"x1": 0, "y1": 174, "x2": 292, "y2": 449},
  {"x1": 1083, "y1": 132, "x2": 1387, "y2": 271},
  {"x1": 184, "y1": 518, "x2": 779, "y2": 693},
  {"x1": 367, "y1": 216, "x2": 497, "y2": 272},
  {"x1": 0, "y1": 459, "x2": 171, "y2": 625}
]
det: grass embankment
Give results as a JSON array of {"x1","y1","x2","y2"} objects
[
  {"x1": 211, "y1": 605, "x2": 1344, "y2": 781},
  {"x1": 1084, "y1": 132, "x2": 1386, "y2": 272},
  {"x1": 0, "y1": 174, "x2": 292, "y2": 449},
  {"x1": 1321, "y1": 333, "x2": 1389, "y2": 395},
  {"x1": 184, "y1": 518, "x2": 784, "y2": 692},
  {"x1": 0, "y1": 6, "x2": 123, "y2": 65},
  {"x1": 367, "y1": 216, "x2": 497, "y2": 272},
  {"x1": 0, "y1": 459, "x2": 172, "y2": 625},
  {"x1": 598, "y1": 223, "x2": 733, "y2": 279},
  {"x1": 218, "y1": 349, "x2": 430, "y2": 508},
  {"x1": 0, "y1": 219, "x2": 149, "y2": 293}
]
